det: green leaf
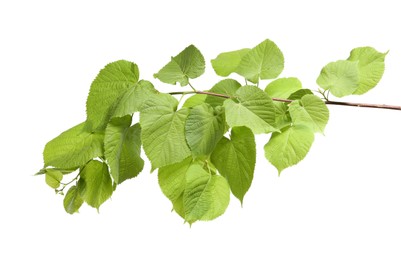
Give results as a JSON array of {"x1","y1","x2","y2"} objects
[
  {"x1": 154, "y1": 45, "x2": 205, "y2": 86},
  {"x1": 79, "y1": 160, "x2": 113, "y2": 210},
  {"x1": 265, "y1": 77, "x2": 302, "y2": 99},
  {"x1": 105, "y1": 117, "x2": 144, "y2": 184},
  {"x1": 264, "y1": 125, "x2": 314, "y2": 174},
  {"x1": 211, "y1": 127, "x2": 255, "y2": 203},
  {"x1": 288, "y1": 89, "x2": 313, "y2": 100},
  {"x1": 289, "y1": 94, "x2": 330, "y2": 134},
  {"x1": 63, "y1": 185, "x2": 84, "y2": 214},
  {"x1": 140, "y1": 94, "x2": 191, "y2": 169},
  {"x1": 86, "y1": 60, "x2": 140, "y2": 130},
  {"x1": 205, "y1": 79, "x2": 241, "y2": 108},
  {"x1": 236, "y1": 39, "x2": 284, "y2": 83},
  {"x1": 43, "y1": 122, "x2": 104, "y2": 169},
  {"x1": 347, "y1": 47, "x2": 387, "y2": 95},
  {"x1": 45, "y1": 169, "x2": 63, "y2": 189},
  {"x1": 211, "y1": 48, "x2": 250, "y2": 77},
  {"x1": 158, "y1": 157, "x2": 193, "y2": 203},
  {"x1": 113, "y1": 80, "x2": 158, "y2": 118},
  {"x1": 224, "y1": 85, "x2": 277, "y2": 134},
  {"x1": 316, "y1": 60, "x2": 359, "y2": 98},
  {"x1": 183, "y1": 164, "x2": 230, "y2": 224},
  {"x1": 185, "y1": 103, "x2": 225, "y2": 157},
  {"x1": 274, "y1": 102, "x2": 291, "y2": 129},
  {"x1": 182, "y1": 94, "x2": 206, "y2": 108}
]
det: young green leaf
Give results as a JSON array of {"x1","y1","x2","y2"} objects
[
  {"x1": 43, "y1": 122, "x2": 104, "y2": 169},
  {"x1": 113, "y1": 80, "x2": 158, "y2": 118},
  {"x1": 183, "y1": 164, "x2": 230, "y2": 224},
  {"x1": 205, "y1": 79, "x2": 241, "y2": 107},
  {"x1": 185, "y1": 103, "x2": 225, "y2": 157},
  {"x1": 347, "y1": 47, "x2": 387, "y2": 95},
  {"x1": 265, "y1": 77, "x2": 302, "y2": 99},
  {"x1": 211, "y1": 48, "x2": 250, "y2": 77},
  {"x1": 289, "y1": 94, "x2": 330, "y2": 134},
  {"x1": 236, "y1": 39, "x2": 284, "y2": 83},
  {"x1": 264, "y1": 125, "x2": 314, "y2": 174},
  {"x1": 140, "y1": 94, "x2": 191, "y2": 170},
  {"x1": 45, "y1": 168, "x2": 63, "y2": 189},
  {"x1": 78, "y1": 160, "x2": 113, "y2": 210},
  {"x1": 224, "y1": 85, "x2": 277, "y2": 134},
  {"x1": 316, "y1": 60, "x2": 359, "y2": 97},
  {"x1": 63, "y1": 185, "x2": 84, "y2": 214},
  {"x1": 211, "y1": 126, "x2": 256, "y2": 203},
  {"x1": 154, "y1": 45, "x2": 205, "y2": 86},
  {"x1": 288, "y1": 89, "x2": 314, "y2": 100},
  {"x1": 105, "y1": 117, "x2": 144, "y2": 184},
  {"x1": 86, "y1": 60, "x2": 140, "y2": 130}
]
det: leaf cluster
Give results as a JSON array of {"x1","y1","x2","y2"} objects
[{"x1": 37, "y1": 39, "x2": 387, "y2": 224}]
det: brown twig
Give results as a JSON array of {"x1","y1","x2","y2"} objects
[{"x1": 168, "y1": 91, "x2": 401, "y2": 111}]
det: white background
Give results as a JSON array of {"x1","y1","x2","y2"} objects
[{"x1": 1, "y1": 0, "x2": 401, "y2": 259}]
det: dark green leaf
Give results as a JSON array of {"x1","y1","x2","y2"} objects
[
  {"x1": 211, "y1": 127, "x2": 256, "y2": 203},
  {"x1": 288, "y1": 89, "x2": 314, "y2": 100}
]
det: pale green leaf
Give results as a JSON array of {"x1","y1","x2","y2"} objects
[
  {"x1": 265, "y1": 77, "x2": 302, "y2": 99},
  {"x1": 185, "y1": 103, "x2": 225, "y2": 157},
  {"x1": 63, "y1": 185, "x2": 84, "y2": 214},
  {"x1": 86, "y1": 60, "x2": 140, "y2": 130},
  {"x1": 105, "y1": 117, "x2": 144, "y2": 184},
  {"x1": 274, "y1": 102, "x2": 291, "y2": 129},
  {"x1": 78, "y1": 160, "x2": 113, "y2": 210},
  {"x1": 211, "y1": 127, "x2": 255, "y2": 203},
  {"x1": 347, "y1": 47, "x2": 387, "y2": 95},
  {"x1": 236, "y1": 39, "x2": 284, "y2": 83},
  {"x1": 158, "y1": 157, "x2": 193, "y2": 203},
  {"x1": 183, "y1": 164, "x2": 230, "y2": 224},
  {"x1": 316, "y1": 60, "x2": 359, "y2": 98},
  {"x1": 289, "y1": 94, "x2": 329, "y2": 134},
  {"x1": 224, "y1": 85, "x2": 277, "y2": 134},
  {"x1": 45, "y1": 169, "x2": 63, "y2": 189},
  {"x1": 182, "y1": 94, "x2": 206, "y2": 108},
  {"x1": 43, "y1": 122, "x2": 104, "y2": 169},
  {"x1": 264, "y1": 125, "x2": 314, "y2": 174},
  {"x1": 211, "y1": 48, "x2": 250, "y2": 77},
  {"x1": 154, "y1": 45, "x2": 205, "y2": 86},
  {"x1": 205, "y1": 79, "x2": 241, "y2": 108},
  {"x1": 140, "y1": 94, "x2": 191, "y2": 169},
  {"x1": 288, "y1": 89, "x2": 313, "y2": 100},
  {"x1": 113, "y1": 80, "x2": 158, "y2": 118}
]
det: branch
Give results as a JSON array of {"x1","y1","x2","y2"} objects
[{"x1": 168, "y1": 91, "x2": 401, "y2": 111}]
